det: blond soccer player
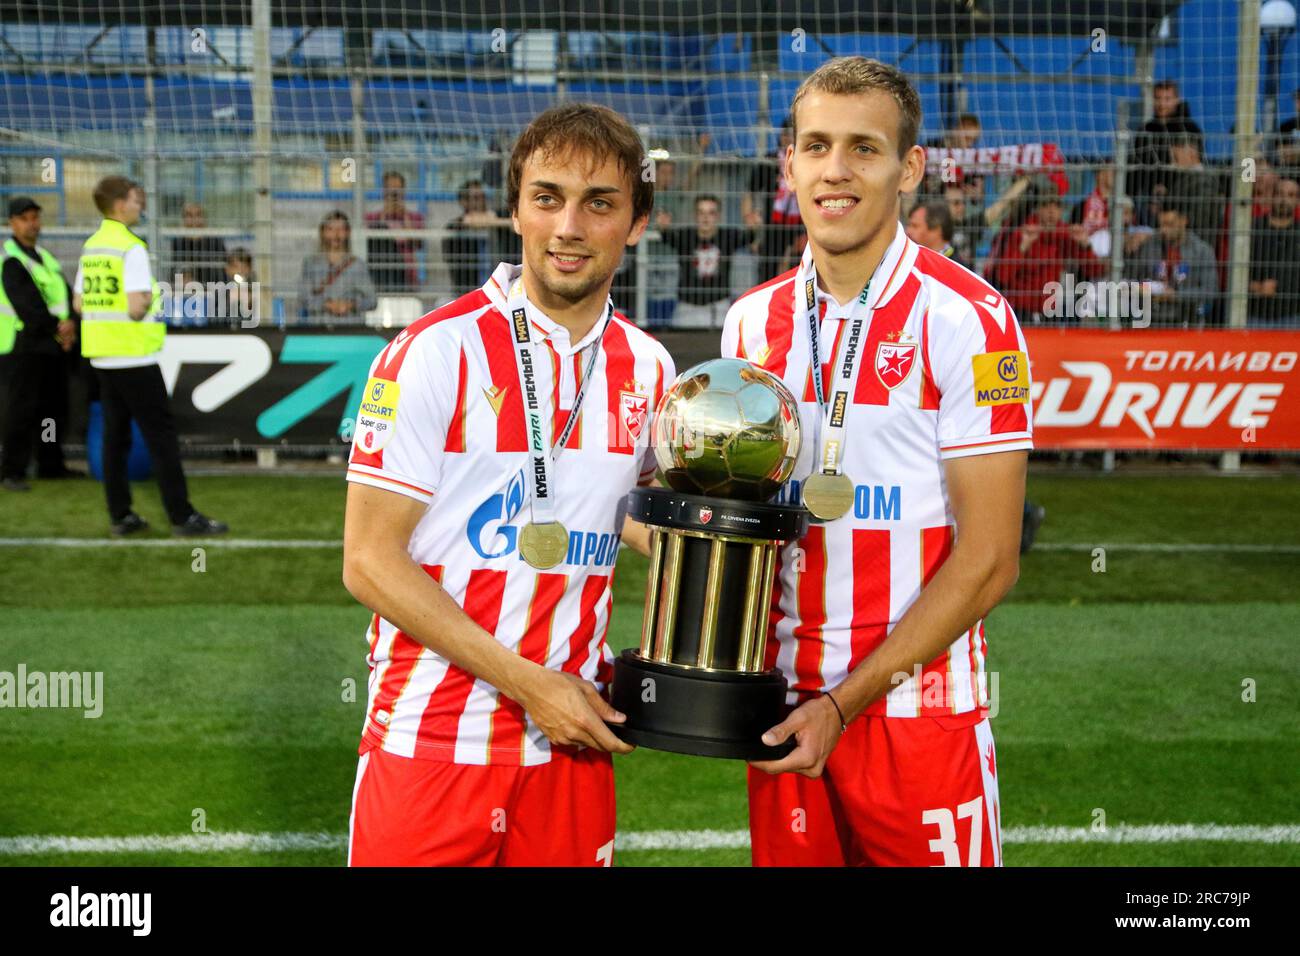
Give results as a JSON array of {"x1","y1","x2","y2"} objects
[{"x1": 723, "y1": 57, "x2": 1032, "y2": 866}]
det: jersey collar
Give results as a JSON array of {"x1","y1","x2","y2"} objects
[
  {"x1": 808, "y1": 221, "x2": 917, "y2": 319},
  {"x1": 483, "y1": 261, "x2": 607, "y2": 357}
]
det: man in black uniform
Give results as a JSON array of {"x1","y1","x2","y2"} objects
[
  {"x1": 658, "y1": 194, "x2": 755, "y2": 329},
  {"x1": 0, "y1": 196, "x2": 81, "y2": 490}
]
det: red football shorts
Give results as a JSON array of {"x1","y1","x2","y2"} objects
[
  {"x1": 348, "y1": 743, "x2": 616, "y2": 867},
  {"x1": 748, "y1": 713, "x2": 1002, "y2": 867}
]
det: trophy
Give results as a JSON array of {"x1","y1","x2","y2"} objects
[{"x1": 609, "y1": 358, "x2": 809, "y2": 759}]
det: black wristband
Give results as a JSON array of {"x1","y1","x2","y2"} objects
[{"x1": 824, "y1": 691, "x2": 847, "y2": 734}]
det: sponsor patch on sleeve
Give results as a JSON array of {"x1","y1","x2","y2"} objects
[
  {"x1": 971, "y1": 350, "x2": 1029, "y2": 407},
  {"x1": 355, "y1": 377, "x2": 401, "y2": 453}
]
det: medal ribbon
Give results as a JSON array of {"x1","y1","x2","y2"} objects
[
  {"x1": 506, "y1": 277, "x2": 612, "y2": 526},
  {"x1": 794, "y1": 245, "x2": 874, "y2": 478}
]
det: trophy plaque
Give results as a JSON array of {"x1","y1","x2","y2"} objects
[{"x1": 610, "y1": 359, "x2": 809, "y2": 760}]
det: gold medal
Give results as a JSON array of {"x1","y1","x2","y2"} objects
[
  {"x1": 519, "y1": 521, "x2": 571, "y2": 569},
  {"x1": 801, "y1": 472, "x2": 855, "y2": 521}
]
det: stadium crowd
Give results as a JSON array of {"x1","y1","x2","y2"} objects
[
  {"x1": 395, "y1": 78, "x2": 1299, "y2": 330},
  {"x1": 908, "y1": 82, "x2": 1300, "y2": 328},
  {"x1": 17, "y1": 80, "x2": 1300, "y2": 333}
]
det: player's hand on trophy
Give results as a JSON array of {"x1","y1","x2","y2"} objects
[
  {"x1": 518, "y1": 669, "x2": 635, "y2": 754},
  {"x1": 749, "y1": 695, "x2": 844, "y2": 778}
]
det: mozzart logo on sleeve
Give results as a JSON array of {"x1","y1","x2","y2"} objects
[
  {"x1": 355, "y1": 376, "x2": 400, "y2": 452},
  {"x1": 972, "y1": 350, "x2": 1030, "y2": 406}
]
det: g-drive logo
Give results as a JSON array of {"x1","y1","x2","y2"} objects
[{"x1": 466, "y1": 469, "x2": 620, "y2": 567}]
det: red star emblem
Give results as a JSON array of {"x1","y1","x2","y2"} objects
[
  {"x1": 985, "y1": 743, "x2": 997, "y2": 778},
  {"x1": 874, "y1": 341, "x2": 917, "y2": 390}
]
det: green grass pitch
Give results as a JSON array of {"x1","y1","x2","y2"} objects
[{"x1": 1, "y1": 472, "x2": 1297, "y2": 866}]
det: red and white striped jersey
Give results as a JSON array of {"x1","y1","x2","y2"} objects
[
  {"x1": 721, "y1": 226, "x2": 1033, "y2": 718},
  {"x1": 347, "y1": 262, "x2": 674, "y2": 765}
]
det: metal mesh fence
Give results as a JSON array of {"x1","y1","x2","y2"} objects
[{"x1": 0, "y1": 1, "x2": 1297, "y2": 331}]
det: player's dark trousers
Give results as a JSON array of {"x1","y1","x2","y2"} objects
[
  {"x1": 96, "y1": 364, "x2": 193, "y2": 525},
  {"x1": 1, "y1": 351, "x2": 70, "y2": 479}
]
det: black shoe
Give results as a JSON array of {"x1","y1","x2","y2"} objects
[
  {"x1": 173, "y1": 512, "x2": 229, "y2": 536},
  {"x1": 1020, "y1": 501, "x2": 1046, "y2": 555},
  {"x1": 111, "y1": 512, "x2": 150, "y2": 536},
  {"x1": 37, "y1": 467, "x2": 87, "y2": 480},
  {"x1": 2, "y1": 477, "x2": 30, "y2": 492}
]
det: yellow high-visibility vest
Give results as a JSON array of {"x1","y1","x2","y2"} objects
[
  {"x1": 78, "y1": 218, "x2": 164, "y2": 358},
  {"x1": 0, "y1": 238, "x2": 69, "y2": 355}
]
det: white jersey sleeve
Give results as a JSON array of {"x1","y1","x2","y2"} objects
[
  {"x1": 639, "y1": 346, "x2": 676, "y2": 484},
  {"x1": 720, "y1": 300, "x2": 744, "y2": 360},
  {"x1": 346, "y1": 329, "x2": 458, "y2": 504},
  {"x1": 929, "y1": 296, "x2": 1034, "y2": 460}
]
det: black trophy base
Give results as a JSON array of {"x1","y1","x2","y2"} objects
[{"x1": 609, "y1": 650, "x2": 796, "y2": 761}]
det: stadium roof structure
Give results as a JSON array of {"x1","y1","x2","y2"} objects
[{"x1": 6, "y1": 1, "x2": 1188, "y2": 44}]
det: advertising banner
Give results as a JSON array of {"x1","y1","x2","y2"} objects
[
  {"x1": 109, "y1": 328, "x2": 1300, "y2": 452},
  {"x1": 1023, "y1": 329, "x2": 1300, "y2": 451}
]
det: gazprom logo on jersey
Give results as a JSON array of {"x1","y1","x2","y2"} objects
[
  {"x1": 468, "y1": 470, "x2": 528, "y2": 558},
  {"x1": 775, "y1": 478, "x2": 902, "y2": 520},
  {"x1": 466, "y1": 469, "x2": 620, "y2": 566}
]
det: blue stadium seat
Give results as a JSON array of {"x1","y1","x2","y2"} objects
[
  {"x1": 966, "y1": 81, "x2": 1134, "y2": 158},
  {"x1": 147, "y1": 26, "x2": 349, "y2": 67},
  {"x1": 0, "y1": 74, "x2": 145, "y2": 131},
  {"x1": 1280, "y1": 30, "x2": 1300, "y2": 115},
  {"x1": 273, "y1": 78, "x2": 352, "y2": 133},
  {"x1": 963, "y1": 37, "x2": 1137, "y2": 158},
  {"x1": 965, "y1": 36, "x2": 1089, "y2": 76},
  {"x1": 565, "y1": 81, "x2": 694, "y2": 135},
  {"x1": 365, "y1": 80, "x2": 556, "y2": 135},
  {"x1": 1157, "y1": 0, "x2": 1300, "y2": 157},
  {"x1": 566, "y1": 32, "x2": 675, "y2": 73},
  {"x1": 153, "y1": 77, "x2": 253, "y2": 132},
  {"x1": 1153, "y1": 0, "x2": 1240, "y2": 159},
  {"x1": 669, "y1": 34, "x2": 752, "y2": 74},
  {"x1": 696, "y1": 78, "x2": 760, "y2": 155},
  {"x1": 372, "y1": 29, "x2": 503, "y2": 71},
  {"x1": 962, "y1": 35, "x2": 1134, "y2": 80},
  {"x1": 778, "y1": 32, "x2": 943, "y2": 73},
  {"x1": 0, "y1": 24, "x2": 146, "y2": 65}
]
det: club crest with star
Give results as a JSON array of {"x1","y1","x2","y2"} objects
[{"x1": 875, "y1": 330, "x2": 918, "y2": 391}]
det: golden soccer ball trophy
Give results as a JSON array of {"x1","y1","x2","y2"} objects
[{"x1": 610, "y1": 359, "x2": 808, "y2": 759}]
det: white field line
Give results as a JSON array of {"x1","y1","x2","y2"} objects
[
  {"x1": 0, "y1": 824, "x2": 1297, "y2": 856},
  {"x1": 0, "y1": 538, "x2": 340, "y2": 549},
  {"x1": 0, "y1": 538, "x2": 1298, "y2": 554},
  {"x1": 1033, "y1": 542, "x2": 1300, "y2": 554}
]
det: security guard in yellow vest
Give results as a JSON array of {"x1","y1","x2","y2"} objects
[
  {"x1": 1, "y1": 196, "x2": 81, "y2": 490},
  {"x1": 73, "y1": 176, "x2": 226, "y2": 536}
]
